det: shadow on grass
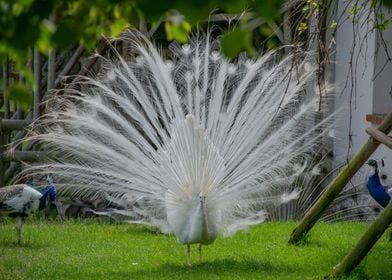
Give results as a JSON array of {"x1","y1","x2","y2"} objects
[
  {"x1": 55, "y1": 258, "x2": 299, "y2": 279},
  {"x1": 124, "y1": 224, "x2": 164, "y2": 235},
  {"x1": 0, "y1": 240, "x2": 49, "y2": 249},
  {"x1": 159, "y1": 258, "x2": 294, "y2": 272},
  {"x1": 290, "y1": 238, "x2": 330, "y2": 248},
  {"x1": 135, "y1": 258, "x2": 296, "y2": 279}
]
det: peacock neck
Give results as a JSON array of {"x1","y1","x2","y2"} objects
[
  {"x1": 368, "y1": 168, "x2": 380, "y2": 188},
  {"x1": 197, "y1": 197, "x2": 214, "y2": 244},
  {"x1": 38, "y1": 189, "x2": 50, "y2": 211}
]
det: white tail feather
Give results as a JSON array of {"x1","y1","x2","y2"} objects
[{"x1": 16, "y1": 31, "x2": 337, "y2": 241}]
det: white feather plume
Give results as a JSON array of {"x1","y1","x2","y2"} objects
[{"x1": 16, "y1": 30, "x2": 337, "y2": 241}]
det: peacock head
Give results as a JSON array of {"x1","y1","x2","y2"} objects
[
  {"x1": 38, "y1": 185, "x2": 57, "y2": 211},
  {"x1": 367, "y1": 159, "x2": 388, "y2": 180},
  {"x1": 199, "y1": 192, "x2": 206, "y2": 205},
  {"x1": 45, "y1": 185, "x2": 57, "y2": 201},
  {"x1": 367, "y1": 159, "x2": 379, "y2": 175},
  {"x1": 367, "y1": 159, "x2": 378, "y2": 168}
]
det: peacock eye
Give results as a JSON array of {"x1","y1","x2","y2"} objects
[{"x1": 381, "y1": 174, "x2": 388, "y2": 180}]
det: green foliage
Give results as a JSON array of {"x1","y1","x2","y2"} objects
[
  {"x1": 221, "y1": 28, "x2": 255, "y2": 59},
  {"x1": 1, "y1": 0, "x2": 286, "y2": 65},
  {"x1": 349, "y1": 3, "x2": 359, "y2": 17},
  {"x1": 259, "y1": 24, "x2": 279, "y2": 50},
  {"x1": 6, "y1": 82, "x2": 33, "y2": 111},
  {"x1": 330, "y1": 19, "x2": 337, "y2": 30},
  {"x1": 297, "y1": 0, "x2": 320, "y2": 36},
  {"x1": 164, "y1": 13, "x2": 191, "y2": 44},
  {"x1": 0, "y1": 0, "x2": 136, "y2": 61},
  {"x1": 0, "y1": 0, "x2": 288, "y2": 96},
  {"x1": 375, "y1": 0, "x2": 392, "y2": 9},
  {"x1": 253, "y1": 0, "x2": 283, "y2": 21},
  {"x1": 297, "y1": 22, "x2": 308, "y2": 35},
  {"x1": 356, "y1": 0, "x2": 391, "y2": 31},
  {"x1": 0, "y1": 220, "x2": 391, "y2": 279},
  {"x1": 375, "y1": 12, "x2": 390, "y2": 31}
]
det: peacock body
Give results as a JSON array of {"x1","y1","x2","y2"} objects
[
  {"x1": 18, "y1": 31, "x2": 336, "y2": 264},
  {"x1": 367, "y1": 159, "x2": 391, "y2": 208},
  {"x1": 0, "y1": 184, "x2": 56, "y2": 244}
]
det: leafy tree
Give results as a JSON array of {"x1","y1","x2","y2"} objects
[
  {"x1": 0, "y1": 0, "x2": 284, "y2": 62},
  {"x1": 0, "y1": 0, "x2": 285, "y2": 109}
]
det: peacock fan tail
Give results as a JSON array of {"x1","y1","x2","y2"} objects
[{"x1": 15, "y1": 30, "x2": 336, "y2": 254}]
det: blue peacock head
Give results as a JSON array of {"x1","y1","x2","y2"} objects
[
  {"x1": 367, "y1": 159, "x2": 378, "y2": 168},
  {"x1": 45, "y1": 185, "x2": 57, "y2": 201},
  {"x1": 367, "y1": 159, "x2": 388, "y2": 179},
  {"x1": 38, "y1": 184, "x2": 57, "y2": 211},
  {"x1": 367, "y1": 159, "x2": 380, "y2": 176}
]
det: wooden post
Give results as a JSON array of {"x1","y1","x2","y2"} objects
[
  {"x1": 5, "y1": 151, "x2": 47, "y2": 162},
  {"x1": 3, "y1": 62, "x2": 10, "y2": 118},
  {"x1": 0, "y1": 119, "x2": 32, "y2": 131},
  {"x1": 54, "y1": 46, "x2": 84, "y2": 88},
  {"x1": 33, "y1": 48, "x2": 41, "y2": 120},
  {"x1": 0, "y1": 62, "x2": 10, "y2": 187},
  {"x1": 331, "y1": 201, "x2": 392, "y2": 277},
  {"x1": 47, "y1": 48, "x2": 56, "y2": 91},
  {"x1": 0, "y1": 132, "x2": 4, "y2": 188},
  {"x1": 16, "y1": 72, "x2": 25, "y2": 119},
  {"x1": 78, "y1": 41, "x2": 108, "y2": 77},
  {"x1": 289, "y1": 112, "x2": 392, "y2": 244},
  {"x1": 366, "y1": 127, "x2": 392, "y2": 149}
]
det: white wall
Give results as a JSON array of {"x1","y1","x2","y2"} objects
[
  {"x1": 373, "y1": 19, "x2": 392, "y2": 114},
  {"x1": 333, "y1": 1, "x2": 392, "y2": 175}
]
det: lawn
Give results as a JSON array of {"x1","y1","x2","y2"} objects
[{"x1": 0, "y1": 220, "x2": 391, "y2": 279}]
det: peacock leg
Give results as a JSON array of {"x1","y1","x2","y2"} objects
[
  {"x1": 54, "y1": 199, "x2": 65, "y2": 222},
  {"x1": 16, "y1": 216, "x2": 23, "y2": 245},
  {"x1": 198, "y1": 244, "x2": 203, "y2": 262},
  {"x1": 186, "y1": 244, "x2": 191, "y2": 267}
]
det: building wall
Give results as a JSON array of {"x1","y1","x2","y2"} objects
[
  {"x1": 333, "y1": 1, "x2": 392, "y2": 177},
  {"x1": 373, "y1": 23, "x2": 392, "y2": 115}
]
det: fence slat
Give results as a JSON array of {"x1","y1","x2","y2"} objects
[{"x1": 33, "y1": 48, "x2": 42, "y2": 120}]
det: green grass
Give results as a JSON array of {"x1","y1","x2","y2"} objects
[{"x1": 0, "y1": 220, "x2": 391, "y2": 279}]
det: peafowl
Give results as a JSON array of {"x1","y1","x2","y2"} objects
[
  {"x1": 366, "y1": 159, "x2": 391, "y2": 208},
  {"x1": 17, "y1": 31, "x2": 337, "y2": 265},
  {"x1": 0, "y1": 182, "x2": 56, "y2": 244}
]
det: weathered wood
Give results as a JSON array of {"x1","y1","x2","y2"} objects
[
  {"x1": 16, "y1": 72, "x2": 25, "y2": 119},
  {"x1": 1, "y1": 62, "x2": 10, "y2": 187},
  {"x1": 0, "y1": 131, "x2": 4, "y2": 187},
  {"x1": 331, "y1": 200, "x2": 392, "y2": 277},
  {"x1": 47, "y1": 48, "x2": 56, "y2": 91},
  {"x1": 33, "y1": 48, "x2": 41, "y2": 119},
  {"x1": 0, "y1": 119, "x2": 32, "y2": 131},
  {"x1": 78, "y1": 41, "x2": 108, "y2": 77},
  {"x1": 54, "y1": 45, "x2": 84, "y2": 88},
  {"x1": 3, "y1": 62, "x2": 10, "y2": 118},
  {"x1": 4, "y1": 151, "x2": 47, "y2": 162},
  {"x1": 366, "y1": 127, "x2": 392, "y2": 149},
  {"x1": 289, "y1": 112, "x2": 392, "y2": 244},
  {"x1": 5, "y1": 162, "x2": 18, "y2": 183},
  {"x1": 38, "y1": 49, "x2": 67, "y2": 93}
]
